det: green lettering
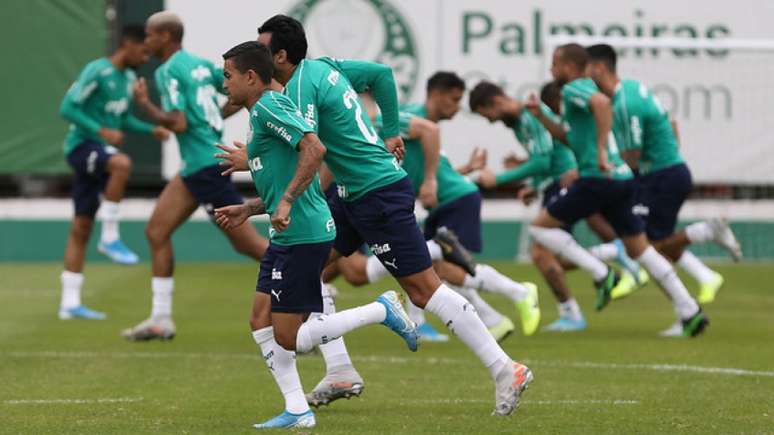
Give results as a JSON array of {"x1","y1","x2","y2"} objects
[
  {"x1": 672, "y1": 25, "x2": 698, "y2": 58},
  {"x1": 462, "y1": 12, "x2": 492, "y2": 54},
  {"x1": 706, "y1": 25, "x2": 730, "y2": 58},
  {"x1": 499, "y1": 23, "x2": 525, "y2": 55}
]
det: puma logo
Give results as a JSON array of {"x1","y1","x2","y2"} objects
[
  {"x1": 271, "y1": 289, "x2": 282, "y2": 302},
  {"x1": 383, "y1": 258, "x2": 398, "y2": 270}
]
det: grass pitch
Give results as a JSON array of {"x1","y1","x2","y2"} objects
[{"x1": 1, "y1": 261, "x2": 772, "y2": 434}]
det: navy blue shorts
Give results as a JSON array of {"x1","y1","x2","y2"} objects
[
  {"x1": 330, "y1": 176, "x2": 432, "y2": 277},
  {"x1": 541, "y1": 181, "x2": 574, "y2": 233},
  {"x1": 424, "y1": 191, "x2": 483, "y2": 253},
  {"x1": 66, "y1": 140, "x2": 117, "y2": 218},
  {"x1": 256, "y1": 240, "x2": 334, "y2": 313},
  {"x1": 636, "y1": 163, "x2": 692, "y2": 241},
  {"x1": 547, "y1": 177, "x2": 644, "y2": 237},
  {"x1": 182, "y1": 165, "x2": 243, "y2": 217}
]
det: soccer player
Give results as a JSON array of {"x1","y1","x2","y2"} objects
[
  {"x1": 256, "y1": 14, "x2": 533, "y2": 415},
  {"x1": 121, "y1": 12, "x2": 269, "y2": 340},
  {"x1": 360, "y1": 73, "x2": 541, "y2": 340},
  {"x1": 584, "y1": 44, "x2": 741, "y2": 309},
  {"x1": 526, "y1": 43, "x2": 708, "y2": 337},
  {"x1": 212, "y1": 41, "x2": 416, "y2": 429},
  {"x1": 58, "y1": 25, "x2": 169, "y2": 320}
]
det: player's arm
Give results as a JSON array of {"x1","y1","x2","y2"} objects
[
  {"x1": 133, "y1": 77, "x2": 187, "y2": 133},
  {"x1": 401, "y1": 112, "x2": 440, "y2": 208},
  {"x1": 671, "y1": 117, "x2": 681, "y2": 146},
  {"x1": 526, "y1": 94, "x2": 567, "y2": 143},
  {"x1": 59, "y1": 69, "x2": 124, "y2": 145},
  {"x1": 121, "y1": 106, "x2": 170, "y2": 141},
  {"x1": 479, "y1": 119, "x2": 552, "y2": 188},
  {"x1": 589, "y1": 92, "x2": 613, "y2": 172},
  {"x1": 214, "y1": 197, "x2": 266, "y2": 230},
  {"x1": 457, "y1": 148, "x2": 487, "y2": 175}
]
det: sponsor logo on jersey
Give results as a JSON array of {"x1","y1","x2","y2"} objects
[
  {"x1": 288, "y1": 0, "x2": 419, "y2": 100},
  {"x1": 304, "y1": 104, "x2": 316, "y2": 128},
  {"x1": 104, "y1": 98, "x2": 128, "y2": 116},
  {"x1": 249, "y1": 156, "x2": 263, "y2": 171},
  {"x1": 326, "y1": 218, "x2": 336, "y2": 233},
  {"x1": 191, "y1": 65, "x2": 212, "y2": 81},
  {"x1": 370, "y1": 243, "x2": 391, "y2": 255},
  {"x1": 266, "y1": 121, "x2": 293, "y2": 142}
]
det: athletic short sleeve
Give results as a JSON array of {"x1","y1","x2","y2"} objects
[{"x1": 253, "y1": 92, "x2": 314, "y2": 149}]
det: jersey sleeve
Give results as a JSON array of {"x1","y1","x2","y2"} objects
[
  {"x1": 320, "y1": 58, "x2": 399, "y2": 138},
  {"x1": 562, "y1": 80, "x2": 596, "y2": 112},
  {"x1": 523, "y1": 114, "x2": 553, "y2": 156},
  {"x1": 59, "y1": 63, "x2": 103, "y2": 134},
  {"x1": 210, "y1": 63, "x2": 226, "y2": 94},
  {"x1": 398, "y1": 111, "x2": 415, "y2": 140},
  {"x1": 256, "y1": 93, "x2": 314, "y2": 149},
  {"x1": 156, "y1": 65, "x2": 186, "y2": 113}
]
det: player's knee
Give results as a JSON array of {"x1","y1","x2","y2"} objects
[
  {"x1": 144, "y1": 223, "x2": 168, "y2": 246},
  {"x1": 70, "y1": 219, "x2": 93, "y2": 242},
  {"x1": 344, "y1": 269, "x2": 368, "y2": 287},
  {"x1": 109, "y1": 153, "x2": 132, "y2": 174},
  {"x1": 406, "y1": 288, "x2": 430, "y2": 309},
  {"x1": 273, "y1": 330, "x2": 297, "y2": 351}
]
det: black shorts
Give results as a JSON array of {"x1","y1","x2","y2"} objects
[
  {"x1": 329, "y1": 176, "x2": 432, "y2": 277},
  {"x1": 256, "y1": 240, "x2": 334, "y2": 313},
  {"x1": 66, "y1": 140, "x2": 116, "y2": 218},
  {"x1": 636, "y1": 163, "x2": 692, "y2": 241},
  {"x1": 547, "y1": 177, "x2": 644, "y2": 237},
  {"x1": 541, "y1": 181, "x2": 574, "y2": 234},
  {"x1": 424, "y1": 191, "x2": 483, "y2": 253},
  {"x1": 181, "y1": 165, "x2": 243, "y2": 217}
]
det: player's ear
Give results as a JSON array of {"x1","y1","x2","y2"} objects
[{"x1": 274, "y1": 49, "x2": 288, "y2": 65}]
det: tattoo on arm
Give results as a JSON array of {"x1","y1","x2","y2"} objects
[{"x1": 246, "y1": 198, "x2": 266, "y2": 215}]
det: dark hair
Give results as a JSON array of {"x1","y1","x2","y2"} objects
[
  {"x1": 540, "y1": 81, "x2": 561, "y2": 107},
  {"x1": 586, "y1": 43, "x2": 617, "y2": 72},
  {"x1": 222, "y1": 41, "x2": 274, "y2": 84},
  {"x1": 558, "y1": 43, "x2": 589, "y2": 69},
  {"x1": 468, "y1": 81, "x2": 504, "y2": 111},
  {"x1": 120, "y1": 24, "x2": 146, "y2": 44},
  {"x1": 426, "y1": 71, "x2": 466, "y2": 94},
  {"x1": 257, "y1": 14, "x2": 307, "y2": 65}
]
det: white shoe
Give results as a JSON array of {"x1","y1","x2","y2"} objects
[
  {"x1": 493, "y1": 361, "x2": 533, "y2": 416},
  {"x1": 659, "y1": 320, "x2": 684, "y2": 338},
  {"x1": 121, "y1": 316, "x2": 176, "y2": 341},
  {"x1": 306, "y1": 366, "x2": 364, "y2": 407},
  {"x1": 708, "y1": 219, "x2": 742, "y2": 261}
]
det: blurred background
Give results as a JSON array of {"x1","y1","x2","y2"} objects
[{"x1": 2, "y1": 0, "x2": 774, "y2": 263}]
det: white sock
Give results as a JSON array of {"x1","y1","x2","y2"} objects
[
  {"x1": 677, "y1": 251, "x2": 717, "y2": 285},
  {"x1": 426, "y1": 240, "x2": 443, "y2": 261},
  {"x1": 296, "y1": 302, "x2": 386, "y2": 353},
  {"x1": 529, "y1": 226, "x2": 609, "y2": 281},
  {"x1": 685, "y1": 221, "x2": 713, "y2": 244},
  {"x1": 100, "y1": 200, "x2": 121, "y2": 244},
  {"x1": 449, "y1": 285, "x2": 504, "y2": 328},
  {"x1": 365, "y1": 255, "x2": 389, "y2": 283},
  {"x1": 558, "y1": 298, "x2": 583, "y2": 322},
  {"x1": 589, "y1": 242, "x2": 618, "y2": 262},
  {"x1": 636, "y1": 246, "x2": 699, "y2": 319},
  {"x1": 60, "y1": 271, "x2": 83, "y2": 310},
  {"x1": 463, "y1": 264, "x2": 528, "y2": 302},
  {"x1": 424, "y1": 284, "x2": 510, "y2": 380},
  {"x1": 252, "y1": 327, "x2": 309, "y2": 414},
  {"x1": 151, "y1": 277, "x2": 173, "y2": 318},
  {"x1": 406, "y1": 299, "x2": 427, "y2": 326},
  {"x1": 317, "y1": 284, "x2": 354, "y2": 371}
]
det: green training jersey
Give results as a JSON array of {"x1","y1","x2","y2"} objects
[
  {"x1": 247, "y1": 91, "x2": 335, "y2": 246},
  {"x1": 283, "y1": 58, "x2": 406, "y2": 201},
  {"x1": 561, "y1": 78, "x2": 631, "y2": 180},
  {"x1": 398, "y1": 103, "x2": 478, "y2": 210},
  {"x1": 61, "y1": 57, "x2": 154, "y2": 155},
  {"x1": 155, "y1": 49, "x2": 224, "y2": 177},
  {"x1": 612, "y1": 79, "x2": 684, "y2": 175}
]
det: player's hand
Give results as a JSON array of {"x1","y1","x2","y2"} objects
[
  {"x1": 476, "y1": 168, "x2": 497, "y2": 189},
  {"x1": 525, "y1": 93, "x2": 541, "y2": 117},
  {"x1": 152, "y1": 126, "x2": 171, "y2": 141},
  {"x1": 384, "y1": 136, "x2": 405, "y2": 161},
  {"x1": 517, "y1": 186, "x2": 537, "y2": 205},
  {"x1": 467, "y1": 147, "x2": 488, "y2": 172},
  {"x1": 271, "y1": 199, "x2": 292, "y2": 232},
  {"x1": 99, "y1": 128, "x2": 125, "y2": 146},
  {"x1": 418, "y1": 178, "x2": 438, "y2": 209},
  {"x1": 559, "y1": 169, "x2": 579, "y2": 188},
  {"x1": 214, "y1": 204, "x2": 250, "y2": 229},
  {"x1": 597, "y1": 148, "x2": 613, "y2": 173},
  {"x1": 215, "y1": 141, "x2": 248, "y2": 176},
  {"x1": 502, "y1": 153, "x2": 524, "y2": 169},
  {"x1": 133, "y1": 77, "x2": 150, "y2": 105}
]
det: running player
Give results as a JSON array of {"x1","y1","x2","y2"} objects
[
  {"x1": 211, "y1": 41, "x2": 416, "y2": 429},
  {"x1": 121, "y1": 12, "x2": 269, "y2": 340},
  {"x1": 584, "y1": 43, "x2": 741, "y2": 310},
  {"x1": 526, "y1": 43, "x2": 708, "y2": 336},
  {"x1": 58, "y1": 24, "x2": 169, "y2": 320},
  {"x1": 256, "y1": 14, "x2": 533, "y2": 416}
]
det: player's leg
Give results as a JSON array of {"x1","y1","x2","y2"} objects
[
  {"x1": 121, "y1": 175, "x2": 197, "y2": 340},
  {"x1": 586, "y1": 213, "x2": 642, "y2": 280},
  {"x1": 97, "y1": 150, "x2": 139, "y2": 264},
  {"x1": 531, "y1": 243, "x2": 586, "y2": 332}
]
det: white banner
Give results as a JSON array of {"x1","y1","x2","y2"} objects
[{"x1": 166, "y1": 0, "x2": 774, "y2": 183}]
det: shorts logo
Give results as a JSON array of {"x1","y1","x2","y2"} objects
[
  {"x1": 288, "y1": 0, "x2": 419, "y2": 101},
  {"x1": 633, "y1": 203, "x2": 650, "y2": 216},
  {"x1": 271, "y1": 289, "x2": 283, "y2": 301},
  {"x1": 337, "y1": 184, "x2": 348, "y2": 199},
  {"x1": 272, "y1": 268, "x2": 283, "y2": 280},
  {"x1": 383, "y1": 258, "x2": 398, "y2": 270},
  {"x1": 370, "y1": 243, "x2": 391, "y2": 255},
  {"x1": 87, "y1": 151, "x2": 98, "y2": 174}
]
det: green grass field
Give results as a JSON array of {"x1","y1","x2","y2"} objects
[{"x1": 1, "y1": 261, "x2": 772, "y2": 434}]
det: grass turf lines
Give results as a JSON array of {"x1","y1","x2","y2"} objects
[{"x1": 1, "y1": 262, "x2": 772, "y2": 434}]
